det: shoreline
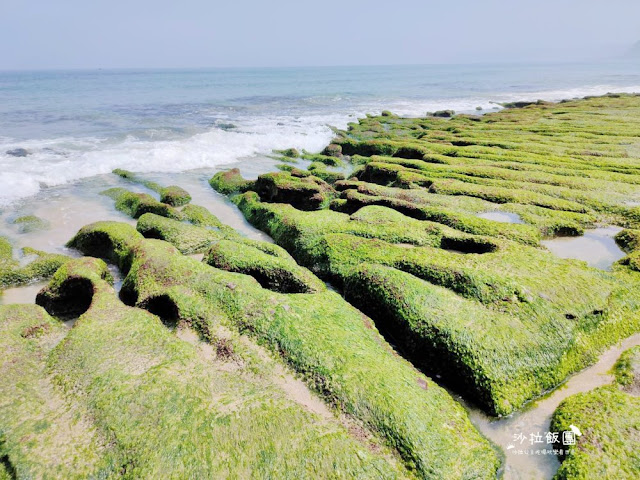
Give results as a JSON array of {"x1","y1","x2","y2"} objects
[{"x1": 0, "y1": 95, "x2": 640, "y2": 474}]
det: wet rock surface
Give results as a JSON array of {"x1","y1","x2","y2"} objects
[{"x1": 213, "y1": 95, "x2": 640, "y2": 418}]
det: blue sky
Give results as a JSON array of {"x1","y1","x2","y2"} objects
[{"x1": 2, "y1": 0, "x2": 639, "y2": 69}]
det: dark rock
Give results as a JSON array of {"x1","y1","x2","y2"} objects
[
  {"x1": 432, "y1": 110, "x2": 455, "y2": 118},
  {"x1": 321, "y1": 144, "x2": 343, "y2": 158},
  {"x1": 6, "y1": 148, "x2": 29, "y2": 157}
]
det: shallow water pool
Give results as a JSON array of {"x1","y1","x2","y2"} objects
[
  {"x1": 476, "y1": 211, "x2": 524, "y2": 224},
  {"x1": 541, "y1": 226, "x2": 626, "y2": 271}
]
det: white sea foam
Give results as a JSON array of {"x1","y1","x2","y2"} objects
[
  {"x1": 0, "y1": 114, "x2": 347, "y2": 206},
  {"x1": 1, "y1": 83, "x2": 639, "y2": 206},
  {"x1": 376, "y1": 84, "x2": 640, "y2": 117}
]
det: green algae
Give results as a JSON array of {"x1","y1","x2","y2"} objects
[
  {"x1": 101, "y1": 187, "x2": 184, "y2": 219},
  {"x1": 253, "y1": 171, "x2": 336, "y2": 210},
  {"x1": 136, "y1": 212, "x2": 289, "y2": 258},
  {"x1": 10, "y1": 215, "x2": 50, "y2": 234},
  {"x1": 113, "y1": 168, "x2": 192, "y2": 206},
  {"x1": 205, "y1": 239, "x2": 326, "y2": 293},
  {"x1": 550, "y1": 346, "x2": 640, "y2": 479},
  {"x1": 613, "y1": 345, "x2": 640, "y2": 392},
  {"x1": 0, "y1": 302, "x2": 115, "y2": 478},
  {"x1": 68, "y1": 221, "x2": 500, "y2": 479},
  {"x1": 275, "y1": 147, "x2": 300, "y2": 158},
  {"x1": 0, "y1": 237, "x2": 68, "y2": 290},
  {"x1": 307, "y1": 162, "x2": 346, "y2": 183},
  {"x1": 615, "y1": 228, "x2": 640, "y2": 271},
  {"x1": 211, "y1": 95, "x2": 640, "y2": 416},
  {"x1": 209, "y1": 168, "x2": 255, "y2": 194},
  {"x1": 21, "y1": 257, "x2": 409, "y2": 479}
]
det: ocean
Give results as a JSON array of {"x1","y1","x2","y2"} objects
[{"x1": 1, "y1": 60, "x2": 640, "y2": 206}]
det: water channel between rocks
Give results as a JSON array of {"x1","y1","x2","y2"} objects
[{"x1": 455, "y1": 333, "x2": 640, "y2": 479}]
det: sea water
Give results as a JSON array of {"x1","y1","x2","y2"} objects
[{"x1": 1, "y1": 60, "x2": 640, "y2": 206}]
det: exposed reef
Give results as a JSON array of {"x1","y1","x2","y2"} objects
[
  {"x1": 1, "y1": 258, "x2": 408, "y2": 478},
  {"x1": 113, "y1": 168, "x2": 192, "y2": 206},
  {"x1": 3, "y1": 94, "x2": 640, "y2": 478},
  {"x1": 66, "y1": 219, "x2": 499, "y2": 478},
  {"x1": 0, "y1": 236, "x2": 68, "y2": 290},
  {"x1": 550, "y1": 346, "x2": 640, "y2": 479},
  {"x1": 211, "y1": 94, "x2": 640, "y2": 415}
]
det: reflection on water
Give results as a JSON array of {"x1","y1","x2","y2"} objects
[
  {"x1": 477, "y1": 211, "x2": 524, "y2": 224},
  {"x1": 541, "y1": 226, "x2": 626, "y2": 271},
  {"x1": 460, "y1": 334, "x2": 640, "y2": 480}
]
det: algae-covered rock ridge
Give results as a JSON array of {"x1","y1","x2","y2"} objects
[
  {"x1": 213, "y1": 93, "x2": 640, "y2": 418},
  {"x1": 2, "y1": 94, "x2": 640, "y2": 479}
]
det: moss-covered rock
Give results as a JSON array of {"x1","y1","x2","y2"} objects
[
  {"x1": 216, "y1": 97, "x2": 640, "y2": 415},
  {"x1": 10, "y1": 215, "x2": 49, "y2": 233},
  {"x1": 550, "y1": 346, "x2": 640, "y2": 479},
  {"x1": 135, "y1": 212, "x2": 289, "y2": 258},
  {"x1": 615, "y1": 228, "x2": 640, "y2": 271},
  {"x1": 302, "y1": 152, "x2": 345, "y2": 167},
  {"x1": 6, "y1": 257, "x2": 407, "y2": 478},
  {"x1": 0, "y1": 302, "x2": 115, "y2": 478},
  {"x1": 231, "y1": 189, "x2": 640, "y2": 415},
  {"x1": 205, "y1": 239, "x2": 325, "y2": 293},
  {"x1": 431, "y1": 110, "x2": 455, "y2": 118},
  {"x1": 158, "y1": 185, "x2": 191, "y2": 206},
  {"x1": 113, "y1": 168, "x2": 191, "y2": 206},
  {"x1": 208, "y1": 168, "x2": 255, "y2": 194},
  {"x1": 101, "y1": 187, "x2": 183, "y2": 219},
  {"x1": 613, "y1": 345, "x2": 640, "y2": 394},
  {"x1": 67, "y1": 221, "x2": 500, "y2": 478},
  {"x1": 253, "y1": 171, "x2": 336, "y2": 210},
  {"x1": 321, "y1": 143, "x2": 343, "y2": 157},
  {"x1": 307, "y1": 162, "x2": 346, "y2": 184},
  {"x1": 275, "y1": 147, "x2": 300, "y2": 158},
  {"x1": 0, "y1": 237, "x2": 68, "y2": 290}
]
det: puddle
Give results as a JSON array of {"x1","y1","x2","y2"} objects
[
  {"x1": 0, "y1": 282, "x2": 46, "y2": 305},
  {"x1": 477, "y1": 211, "x2": 524, "y2": 224},
  {"x1": 541, "y1": 226, "x2": 625, "y2": 270},
  {"x1": 461, "y1": 333, "x2": 640, "y2": 480}
]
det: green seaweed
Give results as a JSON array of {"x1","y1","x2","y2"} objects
[
  {"x1": 101, "y1": 187, "x2": 184, "y2": 219},
  {"x1": 10, "y1": 215, "x2": 50, "y2": 233},
  {"x1": 68, "y1": 221, "x2": 500, "y2": 479},
  {"x1": 211, "y1": 95, "x2": 640, "y2": 415},
  {"x1": 0, "y1": 302, "x2": 116, "y2": 478},
  {"x1": 209, "y1": 168, "x2": 256, "y2": 194},
  {"x1": 113, "y1": 168, "x2": 192, "y2": 206},
  {"x1": 550, "y1": 346, "x2": 640, "y2": 479},
  {"x1": 16, "y1": 257, "x2": 407, "y2": 479},
  {"x1": 0, "y1": 237, "x2": 68, "y2": 290}
]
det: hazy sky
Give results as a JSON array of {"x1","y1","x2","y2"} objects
[{"x1": 2, "y1": 0, "x2": 639, "y2": 70}]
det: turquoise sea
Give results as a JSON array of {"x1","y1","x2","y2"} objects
[{"x1": 1, "y1": 60, "x2": 640, "y2": 206}]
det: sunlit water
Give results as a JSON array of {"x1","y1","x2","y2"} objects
[
  {"x1": 477, "y1": 211, "x2": 524, "y2": 224},
  {"x1": 2, "y1": 60, "x2": 640, "y2": 206},
  {"x1": 541, "y1": 226, "x2": 626, "y2": 271},
  {"x1": 461, "y1": 334, "x2": 640, "y2": 480}
]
